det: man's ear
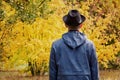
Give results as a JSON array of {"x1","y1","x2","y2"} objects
[
  {"x1": 65, "y1": 24, "x2": 68, "y2": 28},
  {"x1": 79, "y1": 24, "x2": 82, "y2": 28}
]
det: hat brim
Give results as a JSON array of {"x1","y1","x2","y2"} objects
[{"x1": 63, "y1": 14, "x2": 86, "y2": 26}]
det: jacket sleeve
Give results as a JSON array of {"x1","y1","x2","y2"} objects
[
  {"x1": 49, "y1": 43, "x2": 57, "y2": 80},
  {"x1": 89, "y1": 42, "x2": 99, "y2": 80}
]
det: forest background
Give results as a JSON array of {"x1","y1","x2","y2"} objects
[{"x1": 0, "y1": 0, "x2": 120, "y2": 76}]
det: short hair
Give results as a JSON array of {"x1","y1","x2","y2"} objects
[{"x1": 65, "y1": 24, "x2": 80, "y2": 29}]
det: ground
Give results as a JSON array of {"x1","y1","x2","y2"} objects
[{"x1": 0, "y1": 70, "x2": 120, "y2": 80}]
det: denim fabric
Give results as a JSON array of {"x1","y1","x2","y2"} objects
[{"x1": 49, "y1": 31, "x2": 99, "y2": 80}]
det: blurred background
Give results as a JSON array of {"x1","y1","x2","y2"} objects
[{"x1": 0, "y1": 0, "x2": 120, "y2": 80}]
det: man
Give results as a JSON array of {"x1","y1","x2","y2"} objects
[{"x1": 49, "y1": 9, "x2": 99, "y2": 80}]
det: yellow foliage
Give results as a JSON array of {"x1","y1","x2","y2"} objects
[
  {"x1": 0, "y1": 0, "x2": 120, "y2": 73},
  {"x1": 1, "y1": 1, "x2": 15, "y2": 17}
]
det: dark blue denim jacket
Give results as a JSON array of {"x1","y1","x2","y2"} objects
[{"x1": 49, "y1": 31, "x2": 99, "y2": 80}]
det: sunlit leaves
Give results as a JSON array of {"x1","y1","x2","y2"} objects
[{"x1": 0, "y1": 0, "x2": 120, "y2": 74}]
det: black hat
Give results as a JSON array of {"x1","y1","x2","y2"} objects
[{"x1": 63, "y1": 9, "x2": 86, "y2": 27}]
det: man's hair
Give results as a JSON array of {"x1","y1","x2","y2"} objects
[{"x1": 65, "y1": 24, "x2": 80, "y2": 29}]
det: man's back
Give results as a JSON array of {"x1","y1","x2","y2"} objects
[{"x1": 49, "y1": 31, "x2": 99, "y2": 80}]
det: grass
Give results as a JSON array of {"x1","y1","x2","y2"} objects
[
  {"x1": 100, "y1": 70, "x2": 120, "y2": 80},
  {"x1": 0, "y1": 70, "x2": 120, "y2": 80}
]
